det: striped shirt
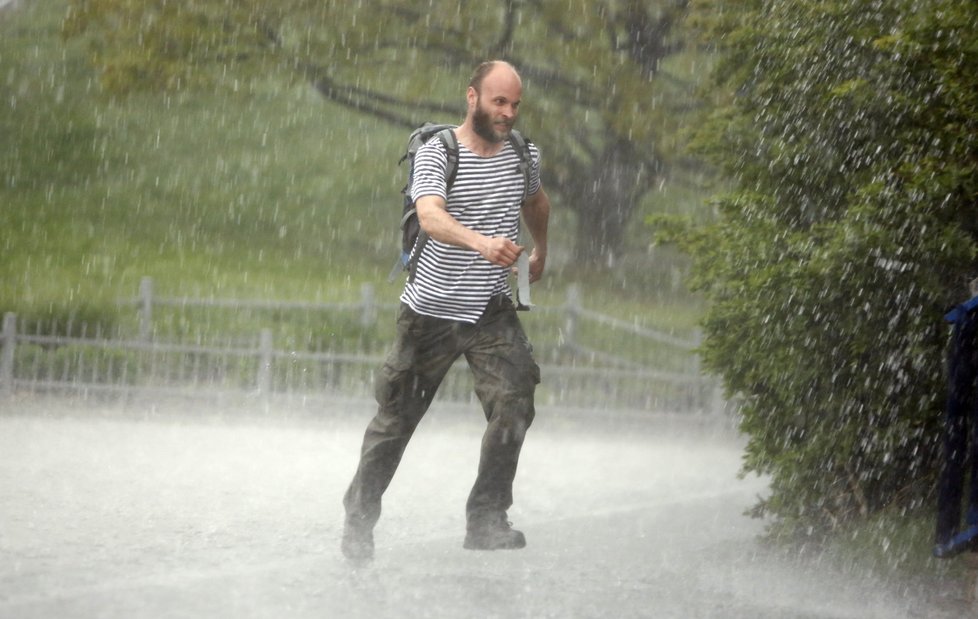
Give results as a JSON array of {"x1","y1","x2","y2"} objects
[{"x1": 403, "y1": 134, "x2": 542, "y2": 323}]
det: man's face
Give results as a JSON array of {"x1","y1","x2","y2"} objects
[
  {"x1": 472, "y1": 94, "x2": 515, "y2": 143},
  {"x1": 469, "y1": 67, "x2": 522, "y2": 144}
]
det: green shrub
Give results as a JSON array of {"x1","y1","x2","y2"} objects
[{"x1": 678, "y1": 0, "x2": 978, "y2": 533}]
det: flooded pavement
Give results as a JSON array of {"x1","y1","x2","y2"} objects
[{"x1": 0, "y1": 396, "x2": 969, "y2": 618}]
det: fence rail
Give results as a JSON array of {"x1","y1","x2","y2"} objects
[{"x1": 2, "y1": 278, "x2": 718, "y2": 413}]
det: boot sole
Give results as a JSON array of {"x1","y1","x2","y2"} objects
[{"x1": 462, "y1": 531, "x2": 526, "y2": 550}]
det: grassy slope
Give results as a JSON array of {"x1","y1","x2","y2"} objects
[
  {"x1": 1, "y1": 1, "x2": 703, "y2": 344},
  {"x1": 2, "y1": 2, "x2": 397, "y2": 303}
]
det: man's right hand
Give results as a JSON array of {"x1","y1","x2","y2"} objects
[{"x1": 480, "y1": 237, "x2": 524, "y2": 268}]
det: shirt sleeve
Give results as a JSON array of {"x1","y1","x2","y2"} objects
[{"x1": 409, "y1": 140, "x2": 449, "y2": 203}]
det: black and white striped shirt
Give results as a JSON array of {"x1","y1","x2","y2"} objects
[{"x1": 403, "y1": 134, "x2": 542, "y2": 323}]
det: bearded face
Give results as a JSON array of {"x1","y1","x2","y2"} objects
[{"x1": 472, "y1": 94, "x2": 514, "y2": 144}]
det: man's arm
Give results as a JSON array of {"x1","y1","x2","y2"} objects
[
  {"x1": 521, "y1": 188, "x2": 551, "y2": 283},
  {"x1": 415, "y1": 196, "x2": 523, "y2": 268}
]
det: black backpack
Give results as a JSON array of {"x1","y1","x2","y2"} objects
[{"x1": 388, "y1": 122, "x2": 533, "y2": 282}]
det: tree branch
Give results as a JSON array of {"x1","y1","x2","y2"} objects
[
  {"x1": 489, "y1": 0, "x2": 519, "y2": 57},
  {"x1": 303, "y1": 63, "x2": 460, "y2": 128},
  {"x1": 311, "y1": 75, "x2": 416, "y2": 128}
]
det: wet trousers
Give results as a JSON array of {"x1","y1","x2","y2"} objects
[
  {"x1": 936, "y1": 308, "x2": 978, "y2": 546},
  {"x1": 343, "y1": 295, "x2": 540, "y2": 532}
]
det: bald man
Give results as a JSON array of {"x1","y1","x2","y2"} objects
[{"x1": 342, "y1": 60, "x2": 552, "y2": 562}]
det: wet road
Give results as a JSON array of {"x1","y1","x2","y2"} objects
[{"x1": 0, "y1": 396, "x2": 968, "y2": 618}]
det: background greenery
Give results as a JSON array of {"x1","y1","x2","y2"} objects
[
  {"x1": 58, "y1": 0, "x2": 710, "y2": 263},
  {"x1": 0, "y1": 2, "x2": 696, "y2": 328},
  {"x1": 670, "y1": 0, "x2": 978, "y2": 547},
  {"x1": 1, "y1": 1, "x2": 706, "y2": 348}
]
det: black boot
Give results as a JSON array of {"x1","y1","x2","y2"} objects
[
  {"x1": 341, "y1": 521, "x2": 374, "y2": 563},
  {"x1": 463, "y1": 514, "x2": 526, "y2": 550}
]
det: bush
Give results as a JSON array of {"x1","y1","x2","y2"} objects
[{"x1": 678, "y1": 0, "x2": 978, "y2": 533}]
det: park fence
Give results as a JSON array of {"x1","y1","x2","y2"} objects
[{"x1": 1, "y1": 277, "x2": 718, "y2": 414}]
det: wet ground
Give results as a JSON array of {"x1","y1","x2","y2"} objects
[{"x1": 0, "y1": 395, "x2": 970, "y2": 618}]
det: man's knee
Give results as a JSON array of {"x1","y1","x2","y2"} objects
[{"x1": 487, "y1": 394, "x2": 535, "y2": 437}]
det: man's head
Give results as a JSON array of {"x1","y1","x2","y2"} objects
[{"x1": 466, "y1": 60, "x2": 522, "y2": 144}]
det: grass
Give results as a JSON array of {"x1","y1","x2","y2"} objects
[
  {"x1": 814, "y1": 506, "x2": 973, "y2": 600},
  {"x1": 3, "y1": 3, "x2": 396, "y2": 307},
  {"x1": 1, "y1": 2, "x2": 706, "y2": 355}
]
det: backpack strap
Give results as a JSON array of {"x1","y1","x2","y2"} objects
[
  {"x1": 508, "y1": 130, "x2": 532, "y2": 203},
  {"x1": 507, "y1": 130, "x2": 534, "y2": 310},
  {"x1": 407, "y1": 128, "x2": 460, "y2": 283},
  {"x1": 436, "y1": 128, "x2": 460, "y2": 192}
]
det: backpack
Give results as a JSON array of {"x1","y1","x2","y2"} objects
[{"x1": 388, "y1": 122, "x2": 533, "y2": 283}]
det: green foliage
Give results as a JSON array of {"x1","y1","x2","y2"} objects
[
  {"x1": 2, "y1": 1, "x2": 406, "y2": 318},
  {"x1": 1, "y1": 2, "x2": 706, "y2": 393},
  {"x1": 60, "y1": 0, "x2": 711, "y2": 262},
  {"x1": 824, "y1": 504, "x2": 967, "y2": 580},
  {"x1": 62, "y1": 0, "x2": 288, "y2": 92},
  {"x1": 679, "y1": 0, "x2": 978, "y2": 532}
]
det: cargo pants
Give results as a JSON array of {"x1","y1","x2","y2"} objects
[{"x1": 343, "y1": 294, "x2": 540, "y2": 532}]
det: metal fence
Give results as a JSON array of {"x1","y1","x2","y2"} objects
[{"x1": 1, "y1": 278, "x2": 718, "y2": 413}]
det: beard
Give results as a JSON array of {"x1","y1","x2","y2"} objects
[{"x1": 472, "y1": 100, "x2": 513, "y2": 143}]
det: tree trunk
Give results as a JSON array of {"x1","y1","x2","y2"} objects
[{"x1": 563, "y1": 137, "x2": 658, "y2": 265}]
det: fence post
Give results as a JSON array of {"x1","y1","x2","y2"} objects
[
  {"x1": 1, "y1": 313, "x2": 15, "y2": 397},
  {"x1": 564, "y1": 284, "x2": 581, "y2": 349},
  {"x1": 139, "y1": 276, "x2": 154, "y2": 342},
  {"x1": 257, "y1": 328, "x2": 273, "y2": 394},
  {"x1": 360, "y1": 283, "x2": 376, "y2": 328}
]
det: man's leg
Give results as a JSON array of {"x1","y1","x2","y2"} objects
[
  {"x1": 341, "y1": 381, "x2": 429, "y2": 561},
  {"x1": 937, "y1": 314, "x2": 978, "y2": 553},
  {"x1": 342, "y1": 305, "x2": 460, "y2": 560},
  {"x1": 462, "y1": 297, "x2": 540, "y2": 549}
]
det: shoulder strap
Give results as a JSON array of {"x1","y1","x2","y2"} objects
[
  {"x1": 508, "y1": 130, "x2": 532, "y2": 202},
  {"x1": 507, "y1": 130, "x2": 534, "y2": 310},
  {"x1": 435, "y1": 128, "x2": 460, "y2": 193}
]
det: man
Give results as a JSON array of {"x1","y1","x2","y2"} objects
[{"x1": 342, "y1": 60, "x2": 551, "y2": 561}]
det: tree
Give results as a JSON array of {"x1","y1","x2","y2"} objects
[
  {"x1": 62, "y1": 0, "x2": 700, "y2": 263},
  {"x1": 671, "y1": 0, "x2": 978, "y2": 533}
]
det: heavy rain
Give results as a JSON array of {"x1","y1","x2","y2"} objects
[{"x1": 2, "y1": 1, "x2": 977, "y2": 617}]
